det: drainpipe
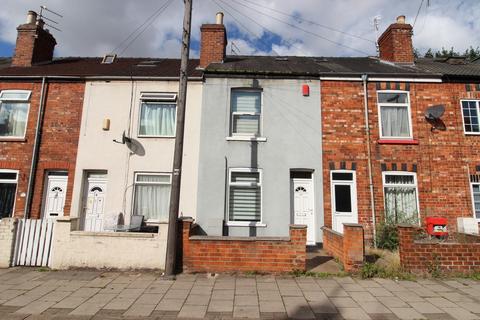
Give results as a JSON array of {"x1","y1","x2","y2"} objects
[
  {"x1": 362, "y1": 73, "x2": 377, "y2": 247},
  {"x1": 25, "y1": 76, "x2": 47, "y2": 219}
]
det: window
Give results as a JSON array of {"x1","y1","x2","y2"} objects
[
  {"x1": 133, "y1": 173, "x2": 171, "y2": 222},
  {"x1": 470, "y1": 175, "x2": 480, "y2": 220},
  {"x1": 230, "y1": 90, "x2": 262, "y2": 137},
  {"x1": 383, "y1": 172, "x2": 419, "y2": 223},
  {"x1": 0, "y1": 170, "x2": 18, "y2": 219},
  {"x1": 0, "y1": 90, "x2": 31, "y2": 138},
  {"x1": 138, "y1": 92, "x2": 176, "y2": 137},
  {"x1": 461, "y1": 100, "x2": 480, "y2": 134},
  {"x1": 228, "y1": 168, "x2": 262, "y2": 223},
  {"x1": 377, "y1": 91, "x2": 412, "y2": 139}
]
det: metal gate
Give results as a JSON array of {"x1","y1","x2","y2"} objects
[{"x1": 13, "y1": 219, "x2": 54, "y2": 267}]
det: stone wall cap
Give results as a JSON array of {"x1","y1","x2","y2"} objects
[
  {"x1": 289, "y1": 224, "x2": 307, "y2": 229},
  {"x1": 343, "y1": 223, "x2": 363, "y2": 228},
  {"x1": 190, "y1": 235, "x2": 290, "y2": 242},
  {"x1": 179, "y1": 216, "x2": 194, "y2": 222}
]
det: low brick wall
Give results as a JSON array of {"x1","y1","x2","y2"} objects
[
  {"x1": 181, "y1": 218, "x2": 307, "y2": 273},
  {"x1": 322, "y1": 224, "x2": 364, "y2": 272},
  {"x1": 398, "y1": 224, "x2": 480, "y2": 273},
  {"x1": 0, "y1": 218, "x2": 17, "y2": 268}
]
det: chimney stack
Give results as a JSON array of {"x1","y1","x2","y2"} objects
[
  {"x1": 378, "y1": 15, "x2": 414, "y2": 65},
  {"x1": 11, "y1": 10, "x2": 57, "y2": 67},
  {"x1": 199, "y1": 12, "x2": 227, "y2": 69}
]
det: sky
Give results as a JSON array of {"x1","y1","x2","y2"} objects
[{"x1": 0, "y1": 0, "x2": 478, "y2": 58}]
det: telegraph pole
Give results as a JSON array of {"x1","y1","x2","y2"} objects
[{"x1": 165, "y1": 0, "x2": 192, "y2": 276}]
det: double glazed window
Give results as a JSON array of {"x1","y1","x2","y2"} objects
[
  {"x1": 133, "y1": 173, "x2": 171, "y2": 222},
  {"x1": 230, "y1": 90, "x2": 262, "y2": 137},
  {"x1": 0, "y1": 170, "x2": 18, "y2": 219},
  {"x1": 377, "y1": 91, "x2": 412, "y2": 139},
  {"x1": 228, "y1": 169, "x2": 262, "y2": 222},
  {"x1": 0, "y1": 90, "x2": 31, "y2": 138},
  {"x1": 383, "y1": 172, "x2": 419, "y2": 223},
  {"x1": 138, "y1": 93, "x2": 176, "y2": 137},
  {"x1": 470, "y1": 175, "x2": 480, "y2": 220},
  {"x1": 461, "y1": 100, "x2": 480, "y2": 134}
]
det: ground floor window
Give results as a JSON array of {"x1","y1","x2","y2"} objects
[
  {"x1": 228, "y1": 168, "x2": 262, "y2": 223},
  {"x1": 470, "y1": 175, "x2": 480, "y2": 220},
  {"x1": 133, "y1": 173, "x2": 171, "y2": 222},
  {"x1": 0, "y1": 170, "x2": 18, "y2": 219},
  {"x1": 383, "y1": 172, "x2": 419, "y2": 223}
]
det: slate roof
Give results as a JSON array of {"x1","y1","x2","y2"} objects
[
  {"x1": 0, "y1": 57, "x2": 202, "y2": 78},
  {"x1": 206, "y1": 56, "x2": 480, "y2": 79}
]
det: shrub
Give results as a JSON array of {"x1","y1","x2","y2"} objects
[{"x1": 376, "y1": 214, "x2": 419, "y2": 251}]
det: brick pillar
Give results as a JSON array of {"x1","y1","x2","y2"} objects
[
  {"x1": 289, "y1": 224, "x2": 307, "y2": 271},
  {"x1": 0, "y1": 218, "x2": 18, "y2": 268},
  {"x1": 397, "y1": 224, "x2": 414, "y2": 270},
  {"x1": 180, "y1": 217, "x2": 193, "y2": 271},
  {"x1": 342, "y1": 223, "x2": 364, "y2": 272}
]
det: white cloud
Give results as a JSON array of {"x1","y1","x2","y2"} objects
[{"x1": 0, "y1": 0, "x2": 478, "y2": 58}]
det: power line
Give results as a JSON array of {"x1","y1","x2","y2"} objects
[
  {"x1": 211, "y1": 0, "x2": 281, "y2": 55},
  {"x1": 235, "y1": 0, "x2": 375, "y2": 44},
  {"x1": 413, "y1": 0, "x2": 425, "y2": 27},
  {"x1": 225, "y1": 0, "x2": 373, "y2": 56},
  {"x1": 217, "y1": 0, "x2": 304, "y2": 54},
  {"x1": 111, "y1": 0, "x2": 174, "y2": 56}
]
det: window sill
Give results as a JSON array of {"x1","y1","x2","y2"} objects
[
  {"x1": 137, "y1": 136, "x2": 175, "y2": 139},
  {"x1": 226, "y1": 222, "x2": 267, "y2": 227},
  {"x1": 378, "y1": 139, "x2": 419, "y2": 145},
  {"x1": 0, "y1": 138, "x2": 26, "y2": 142},
  {"x1": 226, "y1": 137, "x2": 267, "y2": 142}
]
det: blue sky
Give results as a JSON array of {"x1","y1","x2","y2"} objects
[{"x1": 0, "y1": 0, "x2": 478, "y2": 58}]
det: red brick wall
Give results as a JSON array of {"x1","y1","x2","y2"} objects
[
  {"x1": 322, "y1": 81, "x2": 480, "y2": 243},
  {"x1": 378, "y1": 23, "x2": 414, "y2": 64},
  {"x1": 323, "y1": 224, "x2": 364, "y2": 271},
  {"x1": 199, "y1": 24, "x2": 226, "y2": 68},
  {"x1": 181, "y1": 219, "x2": 307, "y2": 273},
  {"x1": 12, "y1": 24, "x2": 56, "y2": 67},
  {"x1": 398, "y1": 225, "x2": 480, "y2": 273},
  {"x1": 0, "y1": 81, "x2": 84, "y2": 218}
]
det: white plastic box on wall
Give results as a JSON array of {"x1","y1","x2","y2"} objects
[{"x1": 457, "y1": 217, "x2": 479, "y2": 234}]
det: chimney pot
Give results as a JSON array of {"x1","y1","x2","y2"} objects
[
  {"x1": 396, "y1": 15, "x2": 406, "y2": 24},
  {"x1": 26, "y1": 10, "x2": 37, "y2": 24},
  {"x1": 216, "y1": 12, "x2": 224, "y2": 25}
]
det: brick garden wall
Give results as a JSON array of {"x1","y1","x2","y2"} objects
[
  {"x1": 181, "y1": 218, "x2": 307, "y2": 273},
  {"x1": 0, "y1": 81, "x2": 84, "y2": 219},
  {"x1": 322, "y1": 224, "x2": 365, "y2": 272},
  {"x1": 398, "y1": 225, "x2": 480, "y2": 273},
  {"x1": 322, "y1": 80, "x2": 480, "y2": 243}
]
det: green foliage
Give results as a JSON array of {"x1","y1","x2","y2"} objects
[
  {"x1": 360, "y1": 262, "x2": 415, "y2": 280},
  {"x1": 376, "y1": 214, "x2": 419, "y2": 251},
  {"x1": 290, "y1": 269, "x2": 348, "y2": 278},
  {"x1": 418, "y1": 46, "x2": 480, "y2": 61},
  {"x1": 427, "y1": 253, "x2": 442, "y2": 278}
]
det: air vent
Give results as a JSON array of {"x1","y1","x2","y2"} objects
[{"x1": 101, "y1": 54, "x2": 116, "y2": 64}]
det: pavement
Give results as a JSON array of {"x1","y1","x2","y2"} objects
[{"x1": 0, "y1": 268, "x2": 480, "y2": 319}]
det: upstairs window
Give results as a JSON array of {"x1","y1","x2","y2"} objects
[
  {"x1": 461, "y1": 100, "x2": 480, "y2": 134},
  {"x1": 383, "y1": 172, "x2": 419, "y2": 223},
  {"x1": 138, "y1": 92, "x2": 176, "y2": 137},
  {"x1": 377, "y1": 91, "x2": 412, "y2": 139},
  {"x1": 228, "y1": 169, "x2": 262, "y2": 223},
  {"x1": 0, "y1": 90, "x2": 31, "y2": 139},
  {"x1": 230, "y1": 90, "x2": 262, "y2": 137}
]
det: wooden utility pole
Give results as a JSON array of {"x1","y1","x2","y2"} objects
[{"x1": 165, "y1": 0, "x2": 192, "y2": 276}]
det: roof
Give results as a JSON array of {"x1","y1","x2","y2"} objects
[
  {"x1": 205, "y1": 55, "x2": 480, "y2": 80},
  {"x1": 0, "y1": 57, "x2": 202, "y2": 78}
]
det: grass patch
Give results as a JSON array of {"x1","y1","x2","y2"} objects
[
  {"x1": 36, "y1": 267, "x2": 50, "y2": 272},
  {"x1": 290, "y1": 269, "x2": 349, "y2": 278}
]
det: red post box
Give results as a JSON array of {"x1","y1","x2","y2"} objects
[{"x1": 425, "y1": 216, "x2": 448, "y2": 238}]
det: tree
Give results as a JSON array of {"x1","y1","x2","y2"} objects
[{"x1": 418, "y1": 46, "x2": 480, "y2": 60}]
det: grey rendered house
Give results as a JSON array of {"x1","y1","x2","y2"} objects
[{"x1": 195, "y1": 17, "x2": 324, "y2": 244}]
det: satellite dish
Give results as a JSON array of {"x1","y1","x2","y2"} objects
[
  {"x1": 113, "y1": 130, "x2": 132, "y2": 144},
  {"x1": 425, "y1": 105, "x2": 445, "y2": 120}
]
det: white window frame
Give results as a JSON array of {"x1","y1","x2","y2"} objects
[
  {"x1": 226, "y1": 168, "x2": 265, "y2": 227},
  {"x1": 382, "y1": 171, "x2": 420, "y2": 223},
  {"x1": 469, "y1": 180, "x2": 480, "y2": 222},
  {"x1": 132, "y1": 172, "x2": 172, "y2": 223},
  {"x1": 460, "y1": 99, "x2": 480, "y2": 135},
  {"x1": 0, "y1": 90, "x2": 31, "y2": 140},
  {"x1": 377, "y1": 90, "x2": 413, "y2": 140},
  {"x1": 229, "y1": 88, "x2": 263, "y2": 139},
  {"x1": 0, "y1": 169, "x2": 19, "y2": 219},
  {"x1": 137, "y1": 92, "x2": 177, "y2": 138}
]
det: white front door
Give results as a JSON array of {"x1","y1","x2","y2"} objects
[
  {"x1": 43, "y1": 173, "x2": 68, "y2": 219},
  {"x1": 292, "y1": 178, "x2": 316, "y2": 245},
  {"x1": 331, "y1": 171, "x2": 358, "y2": 233},
  {"x1": 84, "y1": 176, "x2": 107, "y2": 232}
]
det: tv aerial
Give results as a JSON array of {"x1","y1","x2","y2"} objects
[
  {"x1": 39, "y1": 5, "x2": 63, "y2": 32},
  {"x1": 425, "y1": 104, "x2": 446, "y2": 131}
]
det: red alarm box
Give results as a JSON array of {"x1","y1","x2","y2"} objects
[{"x1": 425, "y1": 216, "x2": 448, "y2": 237}]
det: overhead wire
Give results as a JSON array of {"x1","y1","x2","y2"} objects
[
  {"x1": 224, "y1": 0, "x2": 373, "y2": 56},
  {"x1": 211, "y1": 0, "x2": 281, "y2": 55},
  {"x1": 236, "y1": 0, "x2": 375, "y2": 44},
  {"x1": 216, "y1": 0, "x2": 304, "y2": 54},
  {"x1": 113, "y1": 0, "x2": 175, "y2": 56},
  {"x1": 413, "y1": 0, "x2": 425, "y2": 27}
]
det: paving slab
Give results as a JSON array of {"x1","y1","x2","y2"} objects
[
  {"x1": 377, "y1": 296, "x2": 409, "y2": 308},
  {"x1": 349, "y1": 291, "x2": 378, "y2": 302},
  {"x1": 283, "y1": 296, "x2": 315, "y2": 319},
  {"x1": 408, "y1": 301, "x2": 445, "y2": 314},
  {"x1": 259, "y1": 300, "x2": 285, "y2": 313},
  {"x1": 441, "y1": 307, "x2": 480, "y2": 320},
  {"x1": 123, "y1": 303, "x2": 156, "y2": 317},
  {"x1": 360, "y1": 301, "x2": 392, "y2": 314},
  {"x1": 177, "y1": 304, "x2": 207, "y2": 318},
  {"x1": 390, "y1": 307, "x2": 427, "y2": 320},
  {"x1": 234, "y1": 295, "x2": 259, "y2": 306},
  {"x1": 155, "y1": 298, "x2": 184, "y2": 311},
  {"x1": 208, "y1": 299, "x2": 233, "y2": 313},
  {"x1": 185, "y1": 294, "x2": 210, "y2": 306},
  {"x1": 233, "y1": 305, "x2": 260, "y2": 319},
  {"x1": 15, "y1": 300, "x2": 56, "y2": 315},
  {"x1": 338, "y1": 307, "x2": 372, "y2": 319}
]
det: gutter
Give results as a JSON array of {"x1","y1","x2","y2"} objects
[
  {"x1": 362, "y1": 73, "x2": 377, "y2": 247},
  {"x1": 0, "y1": 76, "x2": 204, "y2": 81},
  {"x1": 25, "y1": 76, "x2": 47, "y2": 218}
]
